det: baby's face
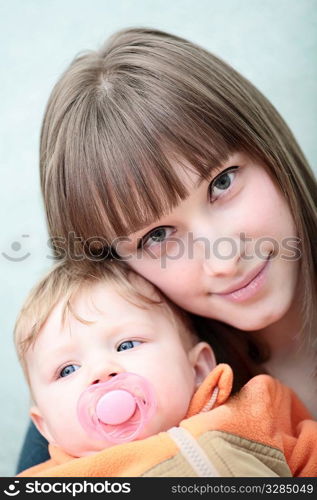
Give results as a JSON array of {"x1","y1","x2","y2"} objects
[{"x1": 26, "y1": 279, "x2": 210, "y2": 457}]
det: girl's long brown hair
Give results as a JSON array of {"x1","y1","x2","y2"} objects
[{"x1": 40, "y1": 27, "x2": 317, "y2": 373}]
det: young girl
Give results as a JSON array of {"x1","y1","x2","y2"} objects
[{"x1": 17, "y1": 27, "x2": 317, "y2": 471}]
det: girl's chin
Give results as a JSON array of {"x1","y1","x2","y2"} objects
[{"x1": 226, "y1": 308, "x2": 284, "y2": 332}]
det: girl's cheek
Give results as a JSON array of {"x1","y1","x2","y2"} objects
[{"x1": 160, "y1": 264, "x2": 199, "y2": 298}]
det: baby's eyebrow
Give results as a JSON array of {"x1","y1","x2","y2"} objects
[{"x1": 38, "y1": 344, "x2": 74, "y2": 371}]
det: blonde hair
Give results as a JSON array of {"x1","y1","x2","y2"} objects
[
  {"x1": 39, "y1": 28, "x2": 316, "y2": 355},
  {"x1": 14, "y1": 261, "x2": 122, "y2": 375}
]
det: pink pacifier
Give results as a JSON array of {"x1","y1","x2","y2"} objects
[{"x1": 77, "y1": 373, "x2": 156, "y2": 444}]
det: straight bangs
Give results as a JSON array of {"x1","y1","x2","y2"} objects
[{"x1": 70, "y1": 91, "x2": 235, "y2": 243}]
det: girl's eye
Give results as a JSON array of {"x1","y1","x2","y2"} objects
[
  {"x1": 59, "y1": 364, "x2": 80, "y2": 378},
  {"x1": 209, "y1": 167, "x2": 239, "y2": 202},
  {"x1": 138, "y1": 226, "x2": 174, "y2": 249},
  {"x1": 117, "y1": 340, "x2": 141, "y2": 352}
]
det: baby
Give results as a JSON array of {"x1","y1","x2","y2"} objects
[{"x1": 15, "y1": 262, "x2": 317, "y2": 477}]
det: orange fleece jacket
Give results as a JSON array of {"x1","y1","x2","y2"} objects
[{"x1": 18, "y1": 364, "x2": 317, "y2": 477}]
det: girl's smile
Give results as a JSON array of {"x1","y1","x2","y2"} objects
[{"x1": 211, "y1": 254, "x2": 271, "y2": 303}]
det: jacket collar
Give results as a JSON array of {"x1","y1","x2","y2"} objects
[{"x1": 186, "y1": 363, "x2": 233, "y2": 418}]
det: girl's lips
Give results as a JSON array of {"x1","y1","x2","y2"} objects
[{"x1": 214, "y1": 257, "x2": 271, "y2": 303}]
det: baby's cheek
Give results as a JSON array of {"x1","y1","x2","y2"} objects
[{"x1": 151, "y1": 399, "x2": 190, "y2": 433}]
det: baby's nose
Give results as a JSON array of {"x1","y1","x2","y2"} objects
[
  {"x1": 92, "y1": 372, "x2": 118, "y2": 385},
  {"x1": 90, "y1": 358, "x2": 124, "y2": 385}
]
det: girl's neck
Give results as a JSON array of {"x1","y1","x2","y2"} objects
[
  {"x1": 262, "y1": 348, "x2": 317, "y2": 419},
  {"x1": 250, "y1": 296, "x2": 317, "y2": 419},
  {"x1": 255, "y1": 296, "x2": 303, "y2": 356}
]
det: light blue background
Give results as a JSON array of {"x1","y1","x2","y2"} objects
[{"x1": 0, "y1": 0, "x2": 316, "y2": 476}]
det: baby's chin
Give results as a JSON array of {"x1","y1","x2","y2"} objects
[
  {"x1": 60, "y1": 438, "x2": 113, "y2": 458},
  {"x1": 74, "y1": 429, "x2": 160, "y2": 456},
  {"x1": 66, "y1": 430, "x2": 154, "y2": 457},
  {"x1": 61, "y1": 414, "x2": 182, "y2": 457}
]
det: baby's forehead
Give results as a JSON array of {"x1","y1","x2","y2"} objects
[
  {"x1": 126, "y1": 272, "x2": 161, "y2": 300},
  {"x1": 24, "y1": 274, "x2": 194, "y2": 377},
  {"x1": 61, "y1": 274, "x2": 167, "y2": 322}
]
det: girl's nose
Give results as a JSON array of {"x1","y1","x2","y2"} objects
[
  {"x1": 189, "y1": 215, "x2": 242, "y2": 277},
  {"x1": 202, "y1": 236, "x2": 241, "y2": 278}
]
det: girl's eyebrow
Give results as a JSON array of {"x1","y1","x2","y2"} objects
[
  {"x1": 126, "y1": 218, "x2": 172, "y2": 240},
  {"x1": 127, "y1": 221, "x2": 157, "y2": 237},
  {"x1": 124, "y1": 166, "x2": 225, "y2": 238},
  {"x1": 125, "y1": 179, "x2": 208, "y2": 238},
  {"x1": 194, "y1": 176, "x2": 208, "y2": 188},
  {"x1": 126, "y1": 215, "x2": 171, "y2": 237}
]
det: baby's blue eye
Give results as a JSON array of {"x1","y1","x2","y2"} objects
[
  {"x1": 117, "y1": 340, "x2": 141, "y2": 352},
  {"x1": 60, "y1": 364, "x2": 80, "y2": 378}
]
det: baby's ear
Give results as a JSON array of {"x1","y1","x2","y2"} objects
[
  {"x1": 189, "y1": 342, "x2": 216, "y2": 388},
  {"x1": 30, "y1": 406, "x2": 54, "y2": 444}
]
